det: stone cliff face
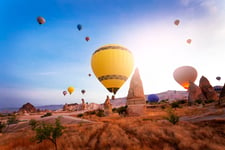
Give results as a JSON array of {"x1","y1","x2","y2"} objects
[
  {"x1": 199, "y1": 76, "x2": 219, "y2": 101},
  {"x1": 18, "y1": 102, "x2": 36, "y2": 114}
]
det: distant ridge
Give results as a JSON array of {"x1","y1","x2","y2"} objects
[{"x1": 0, "y1": 104, "x2": 64, "y2": 113}]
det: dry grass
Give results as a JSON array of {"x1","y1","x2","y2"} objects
[{"x1": 0, "y1": 103, "x2": 225, "y2": 150}]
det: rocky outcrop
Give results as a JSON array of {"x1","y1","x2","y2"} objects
[
  {"x1": 104, "y1": 96, "x2": 112, "y2": 116},
  {"x1": 126, "y1": 68, "x2": 146, "y2": 116},
  {"x1": 81, "y1": 99, "x2": 87, "y2": 110},
  {"x1": 219, "y1": 84, "x2": 225, "y2": 105},
  {"x1": 18, "y1": 103, "x2": 36, "y2": 114},
  {"x1": 199, "y1": 76, "x2": 219, "y2": 101},
  {"x1": 188, "y1": 82, "x2": 206, "y2": 104}
]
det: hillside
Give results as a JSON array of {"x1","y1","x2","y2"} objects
[{"x1": 0, "y1": 101, "x2": 225, "y2": 150}]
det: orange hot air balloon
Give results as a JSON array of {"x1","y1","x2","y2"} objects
[
  {"x1": 37, "y1": 16, "x2": 46, "y2": 24},
  {"x1": 173, "y1": 66, "x2": 197, "y2": 89},
  {"x1": 174, "y1": 19, "x2": 180, "y2": 26},
  {"x1": 186, "y1": 39, "x2": 192, "y2": 44}
]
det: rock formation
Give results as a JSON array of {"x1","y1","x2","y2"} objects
[
  {"x1": 81, "y1": 99, "x2": 87, "y2": 110},
  {"x1": 199, "y1": 76, "x2": 219, "y2": 101},
  {"x1": 219, "y1": 83, "x2": 225, "y2": 105},
  {"x1": 104, "y1": 96, "x2": 112, "y2": 116},
  {"x1": 188, "y1": 82, "x2": 206, "y2": 104},
  {"x1": 126, "y1": 68, "x2": 146, "y2": 116},
  {"x1": 18, "y1": 102, "x2": 36, "y2": 114}
]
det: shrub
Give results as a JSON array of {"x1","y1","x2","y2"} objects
[
  {"x1": 195, "y1": 99, "x2": 203, "y2": 104},
  {"x1": 0, "y1": 121, "x2": 6, "y2": 133},
  {"x1": 171, "y1": 102, "x2": 180, "y2": 108},
  {"x1": 165, "y1": 109, "x2": 179, "y2": 125},
  {"x1": 205, "y1": 99, "x2": 215, "y2": 104},
  {"x1": 29, "y1": 119, "x2": 38, "y2": 130},
  {"x1": 77, "y1": 113, "x2": 83, "y2": 117},
  {"x1": 41, "y1": 112, "x2": 52, "y2": 118},
  {"x1": 7, "y1": 115, "x2": 19, "y2": 125},
  {"x1": 96, "y1": 109, "x2": 105, "y2": 117}
]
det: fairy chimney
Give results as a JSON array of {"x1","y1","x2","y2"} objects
[
  {"x1": 199, "y1": 76, "x2": 219, "y2": 101},
  {"x1": 104, "y1": 96, "x2": 112, "y2": 116},
  {"x1": 188, "y1": 82, "x2": 206, "y2": 105},
  {"x1": 126, "y1": 68, "x2": 146, "y2": 116},
  {"x1": 81, "y1": 99, "x2": 87, "y2": 110}
]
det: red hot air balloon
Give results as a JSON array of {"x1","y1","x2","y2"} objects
[
  {"x1": 37, "y1": 16, "x2": 46, "y2": 24},
  {"x1": 186, "y1": 39, "x2": 192, "y2": 44},
  {"x1": 174, "y1": 19, "x2": 180, "y2": 26},
  {"x1": 81, "y1": 89, "x2": 86, "y2": 95},
  {"x1": 85, "y1": 36, "x2": 90, "y2": 42},
  {"x1": 63, "y1": 91, "x2": 67, "y2": 96}
]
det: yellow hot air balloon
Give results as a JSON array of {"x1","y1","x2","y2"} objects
[
  {"x1": 173, "y1": 66, "x2": 197, "y2": 89},
  {"x1": 67, "y1": 86, "x2": 75, "y2": 95},
  {"x1": 91, "y1": 44, "x2": 134, "y2": 94}
]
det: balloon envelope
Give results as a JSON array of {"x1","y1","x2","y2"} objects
[
  {"x1": 63, "y1": 91, "x2": 67, "y2": 96},
  {"x1": 91, "y1": 44, "x2": 134, "y2": 94},
  {"x1": 186, "y1": 39, "x2": 192, "y2": 44},
  {"x1": 216, "y1": 76, "x2": 221, "y2": 81},
  {"x1": 147, "y1": 94, "x2": 159, "y2": 103},
  {"x1": 174, "y1": 19, "x2": 180, "y2": 26},
  {"x1": 88, "y1": 73, "x2": 91, "y2": 77},
  {"x1": 37, "y1": 16, "x2": 46, "y2": 24},
  {"x1": 173, "y1": 66, "x2": 197, "y2": 89},
  {"x1": 77, "y1": 24, "x2": 82, "y2": 31},
  {"x1": 81, "y1": 89, "x2": 86, "y2": 94},
  {"x1": 85, "y1": 37, "x2": 90, "y2": 41},
  {"x1": 67, "y1": 86, "x2": 75, "y2": 95}
]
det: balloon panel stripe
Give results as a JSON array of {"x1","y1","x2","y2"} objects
[
  {"x1": 98, "y1": 75, "x2": 128, "y2": 81},
  {"x1": 93, "y1": 46, "x2": 131, "y2": 55}
]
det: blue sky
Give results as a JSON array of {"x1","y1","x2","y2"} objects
[{"x1": 0, "y1": 0, "x2": 225, "y2": 108}]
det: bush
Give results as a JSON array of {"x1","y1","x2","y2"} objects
[
  {"x1": 77, "y1": 113, "x2": 83, "y2": 117},
  {"x1": 0, "y1": 121, "x2": 6, "y2": 133},
  {"x1": 171, "y1": 102, "x2": 180, "y2": 108},
  {"x1": 165, "y1": 109, "x2": 179, "y2": 125},
  {"x1": 7, "y1": 115, "x2": 19, "y2": 125},
  {"x1": 29, "y1": 119, "x2": 38, "y2": 130},
  {"x1": 195, "y1": 99, "x2": 203, "y2": 104},
  {"x1": 205, "y1": 99, "x2": 215, "y2": 104},
  {"x1": 116, "y1": 106, "x2": 128, "y2": 115},
  {"x1": 41, "y1": 112, "x2": 52, "y2": 118},
  {"x1": 96, "y1": 109, "x2": 105, "y2": 117}
]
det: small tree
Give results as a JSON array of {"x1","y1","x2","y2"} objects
[{"x1": 31, "y1": 118, "x2": 65, "y2": 150}]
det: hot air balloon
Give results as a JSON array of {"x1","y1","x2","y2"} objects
[
  {"x1": 63, "y1": 91, "x2": 67, "y2": 96},
  {"x1": 173, "y1": 66, "x2": 197, "y2": 89},
  {"x1": 91, "y1": 44, "x2": 134, "y2": 94},
  {"x1": 88, "y1": 73, "x2": 91, "y2": 77},
  {"x1": 186, "y1": 39, "x2": 192, "y2": 44},
  {"x1": 85, "y1": 36, "x2": 90, "y2": 42},
  {"x1": 216, "y1": 76, "x2": 221, "y2": 81},
  {"x1": 174, "y1": 19, "x2": 180, "y2": 26},
  {"x1": 147, "y1": 94, "x2": 159, "y2": 103},
  {"x1": 67, "y1": 86, "x2": 75, "y2": 95},
  {"x1": 81, "y1": 89, "x2": 86, "y2": 95},
  {"x1": 37, "y1": 16, "x2": 46, "y2": 24},
  {"x1": 77, "y1": 24, "x2": 82, "y2": 31}
]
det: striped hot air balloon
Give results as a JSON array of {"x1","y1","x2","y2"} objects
[{"x1": 91, "y1": 44, "x2": 134, "y2": 94}]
